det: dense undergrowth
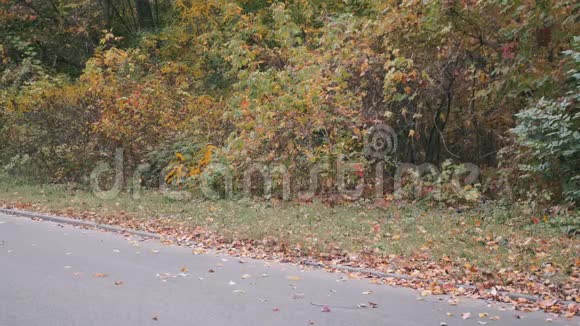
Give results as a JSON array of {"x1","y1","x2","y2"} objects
[{"x1": 1, "y1": 0, "x2": 578, "y2": 210}]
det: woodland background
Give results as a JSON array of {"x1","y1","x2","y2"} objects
[{"x1": 0, "y1": 0, "x2": 579, "y2": 207}]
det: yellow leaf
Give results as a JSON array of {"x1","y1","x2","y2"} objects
[{"x1": 287, "y1": 276, "x2": 301, "y2": 281}]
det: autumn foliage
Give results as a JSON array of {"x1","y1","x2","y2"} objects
[{"x1": 0, "y1": 0, "x2": 578, "y2": 205}]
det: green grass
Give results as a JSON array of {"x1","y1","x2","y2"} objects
[{"x1": 0, "y1": 173, "x2": 578, "y2": 287}]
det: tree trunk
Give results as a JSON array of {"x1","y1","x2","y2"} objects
[
  {"x1": 134, "y1": 0, "x2": 155, "y2": 30},
  {"x1": 100, "y1": 0, "x2": 112, "y2": 27}
]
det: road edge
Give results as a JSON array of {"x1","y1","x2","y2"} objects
[
  {"x1": 0, "y1": 207, "x2": 566, "y2": 306},
  {"x1": 0, "y1": 208, "x2": 160, "y2": 240}
]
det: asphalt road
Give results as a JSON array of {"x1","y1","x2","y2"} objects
[{"x1": 0, "y1": 212, "x2": 576, "y2": 326}]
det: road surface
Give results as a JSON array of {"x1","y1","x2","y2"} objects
[{"x1": 0, "y1": 212, "x2": 576, "y2": 326}]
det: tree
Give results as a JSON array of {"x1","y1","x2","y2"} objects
[{"x1": 134, "y1": 0, "x2": 155, "y2": 30}]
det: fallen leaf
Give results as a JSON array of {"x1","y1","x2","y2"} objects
[
  {"x1": 347, "y1": 273, "x2": 360, "y2": 279},
  {"x1": 94, "y1": 273, "x2": 108, "y2": 278},
  {"x1": 191, "y1": 248, "x2": 205, "y2": 255},
  {"x1": 540, "y1": 299, "x2": 558, "y2": 308},
  {"x1": 564, "y1": 312, "x2": 576, "y2": 319},
  {"x1": 462, "y1": 312, "x2": 471, "y2": 320},
  {"x1": 292, "y1": 293, "x2": 305, "y2": 299},
  {"x1": 287, "y1": 276, "x2": 301, "y2": 281}
]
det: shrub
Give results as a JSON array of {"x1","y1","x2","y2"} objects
[
  {"x1": 511, "y1": 37, "x2": 580, "y2": 205},
  {"x1": 0, "y1": 78, "x2": 98, "y2": 182}
]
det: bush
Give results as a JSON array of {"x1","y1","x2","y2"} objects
[
  {"x1": 0, "y1": 78, "x2": 98, "y2": 182},
  {"x1": 511, "y1": 38, "x2": 580, "y2": 205},
  {"x1": 1, "y1": 39, "x2": 220, "y2": 185}
]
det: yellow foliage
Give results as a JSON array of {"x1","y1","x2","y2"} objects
[
  {"x1": 165, "y1": 145, "x2": 217, "y2": 184},
  {"x1": 188, "y1": 145, "x2": 216, "y2": 177}
]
